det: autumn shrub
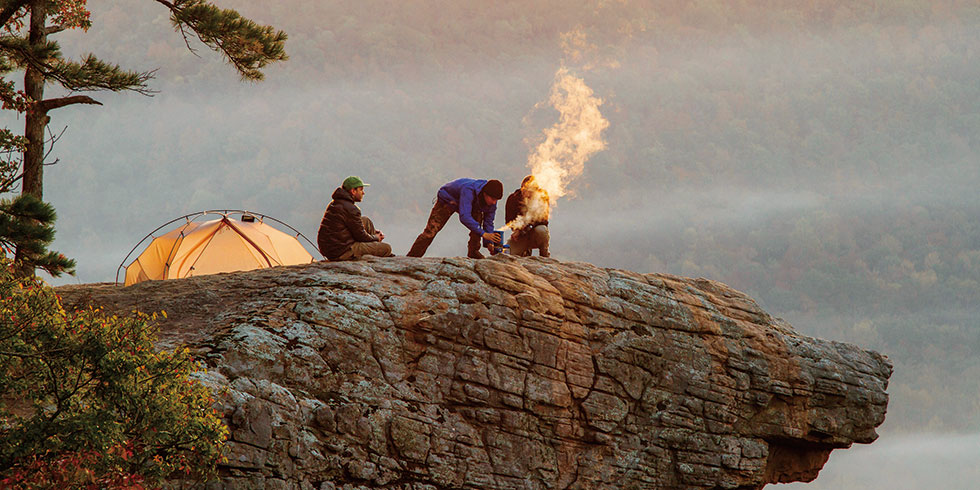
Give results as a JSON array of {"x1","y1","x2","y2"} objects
[{"x1": 0, "y1": 258, "x2": 228, "y2": 488}]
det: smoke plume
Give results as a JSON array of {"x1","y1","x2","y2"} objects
[{"x1": 506, "y1": 66, "x2": 609, "y2": 232}]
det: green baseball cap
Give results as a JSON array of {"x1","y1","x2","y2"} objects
[{"x1": 342, "y1": 176, "x2": 369, "y2": 190}]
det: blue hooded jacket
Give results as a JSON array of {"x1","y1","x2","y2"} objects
[{"x1": 437, "y1": 178, "x2": 497, "y2": 235}]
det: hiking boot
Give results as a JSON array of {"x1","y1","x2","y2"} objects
[{"x1": 467, "y1": 251, "x2": 485, "y2": 259}]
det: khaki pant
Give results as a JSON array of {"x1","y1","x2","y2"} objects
[
  {"x1": 335, "y1": 216, "x2": 393, "y2": 260},
  {"x1": 508, "y1": 225, "x2": 550, "y2": 257}
]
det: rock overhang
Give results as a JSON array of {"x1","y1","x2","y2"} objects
[{"x1": 57, "y1": 255, "x2": 892, "y2": 489}]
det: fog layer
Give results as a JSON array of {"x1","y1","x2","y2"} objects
[{"x1": 2, "y1": 2, "x2": 978, "y2": 486}]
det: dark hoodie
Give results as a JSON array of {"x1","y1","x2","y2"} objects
[{"x1": 317, "y1": 187, "x2": 377, "y2": 260}]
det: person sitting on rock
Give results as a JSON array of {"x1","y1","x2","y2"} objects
[
  {"x1": 505, "y1": 175, "x2": 550, "y2": 257},
  {"x1": 407, "y1": 178, "x2": 503, "y2": 259},
  {"x1": 317, "y1": 176, "x2": 392, "y2": 261}
]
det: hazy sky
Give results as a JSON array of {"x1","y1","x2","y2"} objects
[
  {"x1": 783, "y1": 432, "x2": 980, "y2": 489},
  {"x1": 2, "y1": 1, "x2": 978, "y2": 487}
]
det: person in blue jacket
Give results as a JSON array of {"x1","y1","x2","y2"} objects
[{"x1": 407, "y1": 178, "x2": 504, "y2": 258}]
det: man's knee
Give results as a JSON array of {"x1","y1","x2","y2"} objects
[
  {"x1": 419, "y1": 224, "x2": 439, "y2": 239},
  {"x1": 421, "y1": 216, "x2": 447, "y2": 238},
  {"x1": 361, "y1": 216, "x2": 376, "y2": 234}
]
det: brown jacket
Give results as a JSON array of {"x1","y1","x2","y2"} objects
[{"x1": 317, "y1": 187, "x2": 377, "y2": 260}]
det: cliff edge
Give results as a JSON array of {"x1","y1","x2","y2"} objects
[{"x1": 58, "y1": 256, "x2": 892, "y2": 489}]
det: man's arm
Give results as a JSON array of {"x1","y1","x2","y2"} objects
[
  {"x1": 345, "y1": 205, "x2": 377, "y2": 242},
  {"x1": 456, "y1": 186, "x2": 484, "y2": 234},
  {"x1": 482, "y1": 203, "x2": 496, "y2": 232}
]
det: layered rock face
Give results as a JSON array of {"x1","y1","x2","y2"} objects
[{"x1": 58, "y1": 256, "x2": 891, "y2": 489}]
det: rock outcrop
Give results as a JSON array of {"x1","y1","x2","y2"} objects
[{"x1": 58, "y1": 256, "x2": 891, "y2": 489}]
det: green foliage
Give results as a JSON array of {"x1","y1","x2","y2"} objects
[
  {"x1": 162, "y1": 0, "x2": 288, "y2": 81},
  {"x1": 0, "y1": 137, "x2": 73, "y2": 278},
  {"x1": 51, "y1": 54, "x2": 154, "y2": 93},
  {"x1": 0, "y1": 0, "x2": 287, "y2": 275},
  {"x1": 2, "y1": 0, "x2": 975, "y2": 433},
  {"x1": 0, "y1": 127, "x2": 26, "y2": 191},
  {"x1": 0, "y1": 194, "x2": 75, "y2": 277},
  {"x1": 0, "y1": 258, "x2": 228, "y2": 487}
]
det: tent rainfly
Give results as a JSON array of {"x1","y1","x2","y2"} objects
[{"x1": 121, "y1": 211, "x2": 316, "y2": 286}]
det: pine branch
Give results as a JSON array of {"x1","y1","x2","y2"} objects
[
  {"x1": 0, "y1": 38, "x2": 155, "y2": 95},
  {"x1": 153, "y1": 0, "x2": 287, "y2": 81},
  {"x1": 51, "y1": 54, "x2": 156, "y2": 95},
  {"x1": 0, "y1": 35, "x2": 60, "y2": 65},
  {"x1": 0, "y1": 194, "x2": 75, "y2": 276}
]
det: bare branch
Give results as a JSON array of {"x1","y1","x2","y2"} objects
[
  {"x1": 151, "y1": 0, "x2": 200, "y2": 57},
  {"x1": 38, "y1": 94, "x2": 102, "y2": 113},
  {"x1": 0, "y1": 0, "x2": 30, "y2": 29},
  {"x1": 41, "y1": 124, "x2": 65, "y2": 165},
  {"x1": 178, "y1": 24, "x2": 201, "y2": 58},
  {"x1": 46, "y1": 124, "x2": 67, "y2": 145},
  {"x1": 44, "y1": 24, "x2": 67, "y2": 36},
  {"x1": 41, "y1": 124, "x2": 65, "y2": 166},
  {"x1": 0, "y1": 169, "x2": 23, "y2": 192}
]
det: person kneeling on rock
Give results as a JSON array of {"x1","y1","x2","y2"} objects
[
  {"x1": 505, "y1": 175, "x2": 550, "y2": 257},
  {"x1": 317, "y1": 176, "x2": 393, "y2": 261}
]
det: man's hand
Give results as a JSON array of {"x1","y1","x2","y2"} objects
[
  {"x1": 376, "y1": 230, "x2": 385, "y2": 241},
  {"x1": 482, "y1": 231, "x2": 500, "y2": 243}
]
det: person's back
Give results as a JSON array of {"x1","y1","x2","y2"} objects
[
  {"x1": 505, "y1": 188, "x2": 526, "y2": 225},
  {"x1": 437, "y1": 178, "x2": 485, "y2": 207},
  {"x1": 318, "y1": 187, "x2": 364, "y2": 258}
]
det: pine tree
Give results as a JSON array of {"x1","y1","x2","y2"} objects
[
  {"x1": 0, "y1": 193, "x2": 74, "y2": 276},
  {"x1": 0, "y1": 0, "x2": 287, "y2": 276},
  {"x1": 0, "y1": 107, "x2": 72, "y2": 277}
]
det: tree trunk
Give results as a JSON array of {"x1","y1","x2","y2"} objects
[
  {"x1": 15, "y1": 0, "x2": 48, "y2": 277},
  {"x1": 22, "y1": 0, "x2": 47, "y2": 200}
]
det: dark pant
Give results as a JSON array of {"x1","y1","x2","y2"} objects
[{"x1": 407, "y1": 200, "x2": 483, "y2": 257}]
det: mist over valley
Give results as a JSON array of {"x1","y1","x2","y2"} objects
[{"x1": 4, "y1": 1, "x2": 978, "y2": 486}]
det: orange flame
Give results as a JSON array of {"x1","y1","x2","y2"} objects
[{"x1": 505, "y1": 67, "x2": 609, "y2": 232}]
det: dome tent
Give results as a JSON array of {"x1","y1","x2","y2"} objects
[{"x1": 118, "y1": 210, "x2": 318, "y2": 286}]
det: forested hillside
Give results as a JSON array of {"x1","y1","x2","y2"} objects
[{"x1": 26, "y1": 0, "x2": 980, "y2": 434}]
